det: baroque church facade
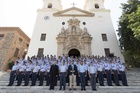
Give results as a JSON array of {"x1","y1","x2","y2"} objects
[{"x1": 27, "y1": 0, "x2": 124, "y2": 60}]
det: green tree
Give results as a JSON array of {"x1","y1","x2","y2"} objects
[
  {"x1": 128, "y1": 5, "x2": 140, "y2": 40},
  {"x1": 117, "y1": 0, "x2": 140, "y2": 67}
]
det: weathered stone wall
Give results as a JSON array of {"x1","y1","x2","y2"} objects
[{"x1": 0, "y1": 33, "x2": 14, "y2": 71}]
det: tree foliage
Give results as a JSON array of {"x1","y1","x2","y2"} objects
[
  {"x1": 128, "y1": 5, "x2": 140, "y2": 40},
  {"x1": 118, "y1": 0, "x2": 140, "y2": 67}
]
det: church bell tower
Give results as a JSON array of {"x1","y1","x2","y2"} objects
[
  {"x1": 84, "y1": 0, "x2": 105, "y2": 11},
  {"x1": 42, "y1": 0, "x2": 62, "y2": 10}
]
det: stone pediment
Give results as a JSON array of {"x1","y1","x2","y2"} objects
[{"x1": 53, "y1": 7, "x2": 94, "y2": 17}]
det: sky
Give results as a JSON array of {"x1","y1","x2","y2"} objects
[{"x1": 0, "y1": 0, "x2": 128, "y2": 38}]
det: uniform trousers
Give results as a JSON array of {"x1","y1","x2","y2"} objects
[
  {"x1": 46, "y1": 72, "x2": 50, "y2": 86},
  {"x1": 8, "y1": 71, "x2": 16, "y2": 86},
  {"x1": 17, "y1": 72, "x2": 23, "y2": 86},
  {"x1": 90, "y1": 73, "x2": 96, "y2": 90},
  {"x1": 60, "y1": 72, "x2": 66, "y2": 90},
  {"x1": 69, "y1": 74, "x2": 76, "y2": 89},
  {"x1": 105, "y1": 70, "x2": 112, "y2": 86},
  {"x1": 39, "y1": 72, "x2": 45, "y2": 86},
  {"x1": 112, "y1": 70, "x2": 119, "y2": 86},
  {"x1": 120, "y1": 71, "x2": 128, "y2": 86},
  {"x1": 24, "y1": 71, "x2": 31, "y2": 86},
  {"x1": 97, "y1": 71, "x2": 104, "y2": 86},
  {"x1": 80, "y1": 72, "x2": 86, "y2": 89},
  {"x1": 31, "y1": 72, "x2": 37, "y2": 86}
]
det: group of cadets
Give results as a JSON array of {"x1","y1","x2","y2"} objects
[{"x1": 7, "y1": 55, "x2": 128, "y2": 91}]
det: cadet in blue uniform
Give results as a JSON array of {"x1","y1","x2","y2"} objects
[
  {"x1": 16, "y1": 62, "x2": 26, "y2": 86},
  {"x1": 97, "y1": 60, "x2": 104, "y2": 86},
  {"x1": 24, "y1": 60, "x2": 33, "y2": 86},
  {"x1": 46, "y1": 63, "x2": 51, "y2": 86},
  {"x1": 78, "y1": 61, "x2": 87, "y2": 91},
  {"x1": 111, "y1": 60, "x2": 120, "y2": 86},
  {"x1": 59, "y1": 61, "x2": 67, "y2": 90},
  {"x1": 104, "y1": 60, "x2": 112, "y2": 86},
  {"x1": 31, "y1": 62, "x2": 40, "y2": 86},
  {"x1": 7, "y1": 61, "x2": 19, "y2": 86},
  {"x1": 88, "y1": 62, "x2": 97, "y2": 91},
  {"x1": 118, "y1": 62, "x2": 128, "y2": 86},
  {"x1": 39, "y1": 62, "x2": 47, "y2": 86}
]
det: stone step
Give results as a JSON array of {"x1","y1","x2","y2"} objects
[
  {"x1": 0, "y1": 86, "x2": 140, "y2": 93},
  {"x1": 0, "y1": 81, "x2": 139, "y2": 86}
]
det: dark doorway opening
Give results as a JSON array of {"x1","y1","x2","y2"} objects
[{"x1": 68, "y1": 49, "x2": 80, "y2": 58}]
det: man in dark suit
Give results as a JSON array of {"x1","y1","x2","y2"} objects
[
  {"x1": 68, "y1": 60, "x2": 78, "y2": 90},
  {"x1": 49, "y1": 61, "x2": 59, "y2": 90}
]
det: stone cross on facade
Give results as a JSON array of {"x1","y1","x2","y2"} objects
[{"x1": 71, "y1": 2, "x2": 77, "y2": 7}]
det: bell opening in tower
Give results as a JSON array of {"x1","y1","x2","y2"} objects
[{"x1": 68, "y1": 49, "x2": 80, "y2": 58}]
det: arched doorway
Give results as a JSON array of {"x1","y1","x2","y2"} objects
[{"x1": 68, "y1": 49, "x2": 80, "y2": 57}]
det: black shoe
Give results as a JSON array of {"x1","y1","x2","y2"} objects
[
  {"x1": 84, "y1": 88, "x2": 86, "y2": 91},
  {"x1": 81, "y1": 89, "x2": 83, "y2": 91},
  {"x1": 117, "y1": 84, "x2": 121, "y2": 86},
  {"x1": 59, "y1": 89, "x2": 62, "y2": 90},
  {"x1": 7, "y1": 85, "x2": 11, "y2": 86},
  {"x1": 74, "y1": 88, "x2": 76, "y2": 90},
  {"x1": 63, "y1": 89, "x2": 65, "y2": 90},
  {"x1": 23, "y1": 85, "x2": 27, "y2": 86},
  {"x1": 69, "y1": 89, "x2": 71, "y2": 91},
  {"x1": 93, "y1": 89, "x2": 97, "y2": 91},
  {"x1": 16, "y1": 85, "x2": 20, "y2": 86},
  {"x1": 39, "y1": 85, "x2": 42, "y2": 86}
]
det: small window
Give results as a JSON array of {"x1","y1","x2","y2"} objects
[
  {"x1": 19, "y1": 37, "x2": 23, "y2": 42},
  {"x1": 0, "y1": 34, "x2": 5, "y2": 40},
  {"x1": 40, "y1": 34, "x2": 46, "y2": 41},
  {"x1": 37, "y1": 48, "x2": 44, "y2": 57},
  {"x1": 102, "y1": 34, "x2": 108, "y2": 41},
  {"x1": 14, "y1": 48, "x2": 19, "y2": 57},
  {"x1": 104, "y1": 48, "x2": 110, "y2": 57},
  {"x1": 0, "y1": 34, "x2": 4, "y2": 37},
  {"x1": 95, "y1": 4, "x2": 99, "y2": 9},
  {"x1": 48, "y1": 3, "x2": 52, "y2": 8},
  {"x1": 26, "y1": 43, "x2": 29, "y2": 48}
]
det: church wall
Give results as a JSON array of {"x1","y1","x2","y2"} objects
[{"x1": 27, "y1": 10, "x2": 123, "y2": 61}]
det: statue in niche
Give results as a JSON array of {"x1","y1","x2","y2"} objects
[
  {"x1": 72, "y1": 26, "x2": 76, "y2": 33},
  {"x1": 83, "y1": 27, "x2": 87, "y2": 32},
  {"x1": 83, "y1": 27, "x2": 89, "y2": 35},
  {"x1": 61, "y1": 27, "x2": 65, "y2": 33}
]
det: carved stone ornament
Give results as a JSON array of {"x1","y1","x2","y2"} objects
[{"x1": 56, "y1": 18, "x2": 92, "y2": 56}]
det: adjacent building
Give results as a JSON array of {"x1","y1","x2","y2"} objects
[{"x1": 0, "y1": 27, "x2": 30, "y2": 71}]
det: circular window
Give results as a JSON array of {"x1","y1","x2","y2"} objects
[
  {"x1": 83, "y1": 22, "x2": 86, "y2": 25},
  {"x1": 62, "y1": 22, "x2": 65, "y2": 25}
]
